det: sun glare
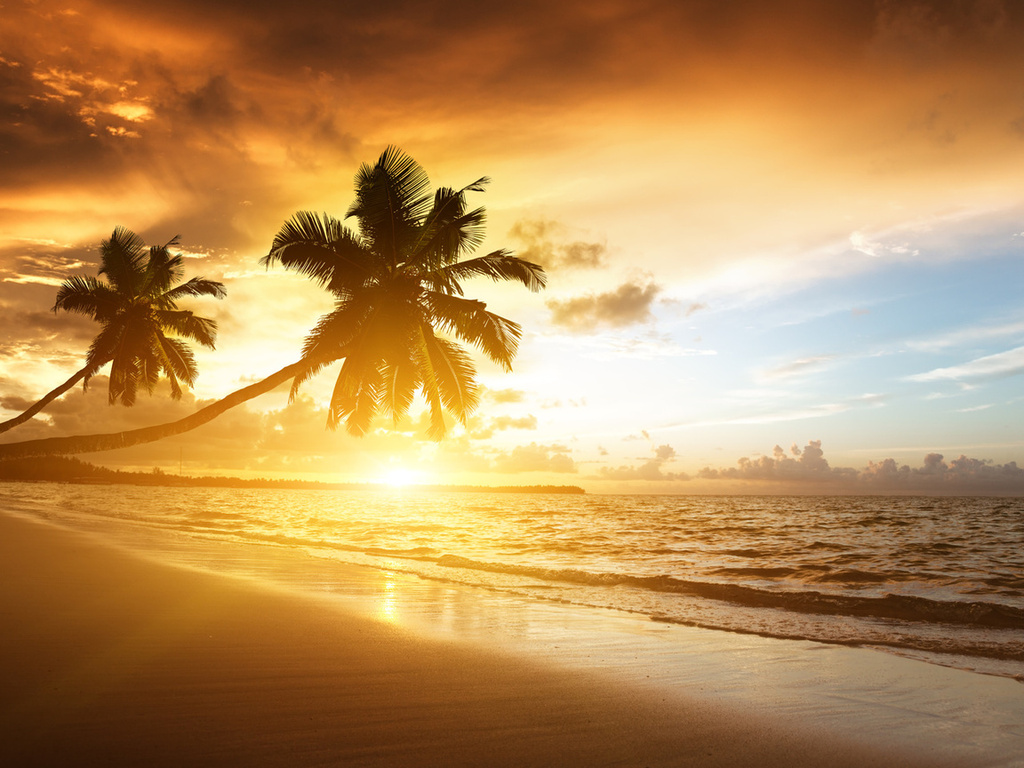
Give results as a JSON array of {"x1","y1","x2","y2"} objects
[{"x1": 381, "y1": 468, "x2": 421, "y2": 488}]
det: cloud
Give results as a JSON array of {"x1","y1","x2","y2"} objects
[
  {"x1": 759, "y1": 354, "x2": 837, "y2": 382},
  {"x1": 563, "y1": 333, "x2": 715, "y2": 361},
  {"x1": 484, "y1": 387, "x2": 527, "y2": 404},
  {"x1": 547, "y1": 281, "x2": 661, "y2": 331},
  {"x1": 857, "y1": 452, "x2": 1024, "y2": 494},
  {"x1": 696, "y1": 441, "x2": 1024, "y2": 495},
  {"x1": 697, "y1": 440, "x2": 848, "y2": 482},
  {"x1": 869, "y1": 0, "x2": 1012, "y2": 66},
  {"x1": 0, "y1": 310, "x2": 95, "y2": 354},
  {"x1": 906, "y1": 345, "x2": 1024, "y2": 382},
  {"x1": 490, "y1": 442, "x2": 577, "y2": 474},
  {"x1": 907, "y1": 319, "x2": 1024, "y2": 353},
  {"x1": 0, "y1": 242, "x2": 95, "y2": 285},
  {"x1": 508, "y1": 219, "x2": 607, "y2": 270},
  {"x1": 849, "y1": 231, "x2": 920, "y2": 260},
  {"x1": 597, "y1": 442, "x2": 689, "y2": 481},
  {"x1": 469, "y1": 414, "x2": 538, "y2": 440}
]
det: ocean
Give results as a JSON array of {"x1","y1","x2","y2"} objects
[{"x1": 4, "y1": 483, "x2": 1022, "y2": 682}]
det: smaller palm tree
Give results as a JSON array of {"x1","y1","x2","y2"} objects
[{"x1": 0, "y1": 228, "x2": 225, "y2": 434}]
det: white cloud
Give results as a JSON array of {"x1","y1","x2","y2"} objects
[
  {"x1": 906, "y1": 346, "x2": 1024, "y2": 382},
  {"x1": 849, "y1": 230, "x2": 919, "y2": 260},
  {"x1": 544, "y1": 332, "x2": 715, "y2": 360},
  {"x1": 907, "y1": 319, "x2": 1024, "y2": 353},
  {"x1": 758, "y1": 354, "x2": 836, "y2": 382}
]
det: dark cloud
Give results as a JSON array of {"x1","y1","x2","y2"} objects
[
  {"x1": 0, "y1": 41, "x2": 124, "y2": 181},
  {"x1": 547, "y1": 281, "x2": 661, "y2": 331},
  {"x1": 0, "y1": 310, "x2": 94, "y2": 351},
  {"x1": 869, "y1": 0, "x2": 1018, "y2": 66},
  {"x1": 0, "y1": 240, "x2": 97, "y2": 294},
  {"x1": 0, "y1": 394, "x2": 34, "y2": 412},
  {"x1": 509, "y1": 220, "x2": 607, "y2": 270}
]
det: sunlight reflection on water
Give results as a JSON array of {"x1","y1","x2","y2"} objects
[{"x1": 4, "y1": 483, "x2": 1023, "y2": 679}]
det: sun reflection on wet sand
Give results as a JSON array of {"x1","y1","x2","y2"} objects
[{"x1": 378, "y1": 571, "x2": 399, "y2": 623}]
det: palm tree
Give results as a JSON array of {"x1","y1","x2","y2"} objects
[
  {"x1": 0, "y1": 228, "x2": 225, "y2": 435},
  {"x1": 0, "y1": 148, "x2": 545, "y2": 459},
  {"x1": 262, "y1": 146, "x2": 546, "y2": 438}
]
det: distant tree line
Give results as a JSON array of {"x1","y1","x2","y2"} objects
[{"x1": 0, "y1": 456, "x2": 584, "y2": 494}]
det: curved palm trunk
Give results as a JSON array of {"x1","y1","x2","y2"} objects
[
  {"x1": 0, "y1": 360, "x2": 311, "y2": 460},
  {"x1": 0, "y1": 366, "x2": 92, "y2": 435}
]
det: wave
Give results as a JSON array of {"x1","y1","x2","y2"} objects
[{"x1": 432, "y1": 554, "x2": 1024, "y2": 630}]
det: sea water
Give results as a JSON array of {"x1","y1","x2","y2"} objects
[{"x1": 3, "y1": 483, "x2": 1022, "y2": 681}]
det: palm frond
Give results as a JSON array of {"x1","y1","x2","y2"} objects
[
  {"x1": 413, "y1": 328, "x2": 447, "y2": 441},
  {"x1": 263, "y1": 212, "x2": 374, "y2": 290},
  {"x1": 415, "y1": 198, "x2": 489, "y2": 270},
  {"x1": 138, "y1": 350, "x2": 162, "y2": 398},
  {"x1": 142, "y1": 246, "x2": 185, "y2": 297},
  {"x1": 300, "y1": 301, "x2": 372, "y2": 360},
  {"x1": 424, "y1": 292, "x2": 522, "y2": 371},
  {"x1": 346, "y1": 146, "x2": 433, "y2": 266},
  {"x1": 265, "y1": 211, "x2": 349, "y2": 254},
  {"x1": 155, "y1": 336, "x2": 198, "y2": 400},
  {"x1": 416, "y1": 326, "x2": 479, "y2": 438},
  {"x1": 378, "y1": 357, "x2": 419, "y2": 425},
  {"x1": 84, "y1": 322, "x2": 124, "y2": 373},
  {"x1": 98, "y1": 227, "x2": 148, "y2": 295},
  {"x1": 413, "y1": 177, "x2": 488, "y2": 251},
  {"x1": 161, "y1": 276, "x2": 226, "y2": 303},
  {"x1": 52, "y1": 276, "x2": 116, "y2": 319},
  {"x1": 107, "y1": 342, "x2": 141, "y2": 405},
  {"x1": 436, "y1": 250, "x2": 547, "y2": 294},
  {"x1": 326, "y1": 352, "x2": 382, "y2": 436},
  {"x1": 287, "y1": 302, "x2": 369, "y2": 399},
  {"x1": 155, "y1": 310, "x2": 218, "y2": 348}
]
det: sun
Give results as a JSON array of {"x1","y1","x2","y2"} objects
[{"x1": 380, "y1": 468, "x2": 421, "y2": 488}]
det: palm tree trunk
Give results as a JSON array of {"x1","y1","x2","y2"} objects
[
  {"x1": 0, "y1": 360, "x2": 311, "y2": 460},
  {"x1": 0, "y1": 366, "x2": 92, "y2": 435}
]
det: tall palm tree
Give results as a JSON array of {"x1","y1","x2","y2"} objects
[
  {"x1": 0, "y1": 228, "x2": 226, "y2": 435},
  {"x1": 0, "y1": 148, "x2": 544, "y2": 459},
  {"x1": 263, "y1": 146, "x2": 546, "y2": 438}
]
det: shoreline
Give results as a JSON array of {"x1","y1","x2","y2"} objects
[{"x1": 2, "y1": 510, "x2": 1022, "y2": 766}]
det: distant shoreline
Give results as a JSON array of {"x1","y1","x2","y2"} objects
[{"x1": 0, "y1": 456, "x2": 585, "y2": 495}]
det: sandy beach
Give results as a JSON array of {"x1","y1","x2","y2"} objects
[{"x1": 0, "y1": 509, "x2": 1019, "y2": 767}]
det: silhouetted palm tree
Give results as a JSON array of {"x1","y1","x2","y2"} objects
[
  {"x1": 0, "y1": 148, "x2": 544, "y2": 458},
  {"x1": 263, "y1": 146, "x2": 546, "y2": 438},
  {"x1": 0, "y1": 228, "x2": 225, "y2": 435}
]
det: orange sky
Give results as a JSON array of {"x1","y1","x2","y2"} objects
[{"x1": 2, "y1": 0, "x2": 1024, "y2": 493}]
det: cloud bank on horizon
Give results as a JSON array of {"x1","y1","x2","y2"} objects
[{"x1": 1, "y1": 0, "x2": 1023, "y2": 493}]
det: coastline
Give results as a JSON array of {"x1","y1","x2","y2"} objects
[{"x1": 1, "y1": 509, "x2": 1021, "y2": 766}]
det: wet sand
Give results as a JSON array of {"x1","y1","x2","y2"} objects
[{"x1": 0, "y1": 510, "x2": 1012, "y2": 767}]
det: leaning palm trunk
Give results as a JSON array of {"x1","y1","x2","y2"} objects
[
  {"x1": 0, "y1": 365, "x2": 93, "y2": 435},
  {"x1": 0, "y1": 360, "x2": 310, "y2": 460}
]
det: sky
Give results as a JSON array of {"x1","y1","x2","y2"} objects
[{"x1": 2, "y1": 0, "x2": 1023, "y2": 494}]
